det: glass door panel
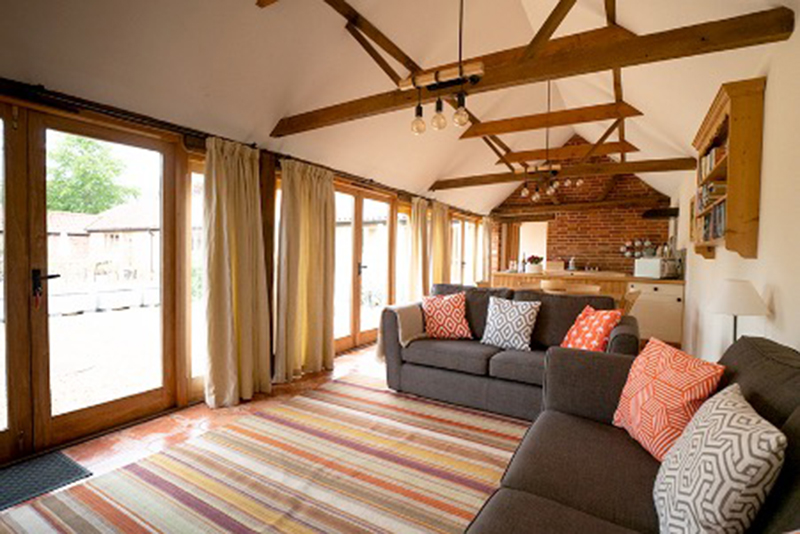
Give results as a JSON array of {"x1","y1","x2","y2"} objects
[
  {"x1": 44, "y1": 129, "x2": 164, "y2": 416},
  {"x1": 395, "y1": 211, "x2": 411, "y2": 305},
  {"x1": 464, "y1": 221, "x2": 476, "y2": 286},
  {"x1": 0, "y1": 118, "x2": 6, "y2": 433},
  {"x1": 334, "y1": 192, "x2": 355, "y2": 340},
  {"x1": 359, "y1": 198, "x2": 389, "y2": 332},
  {"x1": 190, "y1": 171, "x2": 207, "y2": 379},
  {"x1": 451, "y1": 220, "x2": 463, "y2": 284}
]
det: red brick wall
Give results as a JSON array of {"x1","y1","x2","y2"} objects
[{"x1": 495, "y1": 135, "x2": 670, "y2": 274}]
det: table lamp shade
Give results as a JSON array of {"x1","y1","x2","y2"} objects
[{"x1": 709, "y1": 279, "x2": 769, "y2": 317}]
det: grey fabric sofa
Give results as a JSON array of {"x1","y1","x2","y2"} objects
[
  {"x1": 467, "y1": 336, "x2": 800, "y2": 533},
  {"x1": 381, "y1": 284, "x2": 640, "y2": 421}
]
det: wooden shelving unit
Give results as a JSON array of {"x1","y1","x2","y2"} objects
[{"x1": 692, "y1": 78, "x2": 766, "y2": 259}]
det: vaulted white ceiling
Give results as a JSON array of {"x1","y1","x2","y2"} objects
[{"x1": 0, "y1": 0, "x2": 795, "y2": 213}]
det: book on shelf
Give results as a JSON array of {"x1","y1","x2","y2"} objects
[
  {"x1": 700, "y1": 200, "x2": 727, "y2": 242},
  {"x1": 696, "y1": 182, "x2": 727, "y2": 211},
  {"x1": 698, "y1": 142, "x2": 728, "y2": 182}
]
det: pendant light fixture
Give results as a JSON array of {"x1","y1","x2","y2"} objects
[
  {"x1": 453, "y1": 0, "x2": 470, "y2": 128},
  {"x1": 411, "y1": 88, "x2": 426, "y2": 135},
  {"x1": 432, "y1": 97, "x2": 448, "y2": 130}
]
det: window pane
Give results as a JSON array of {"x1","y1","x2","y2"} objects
[
  {"x1": 395, "y1": 212, "x2": 411, "y2": 304},
  {"x1": 190, "y1": 172, "x2": 207, "y2": 378},
  {"x1": 46, "y1": 130, "x2": 163, "y2": 416},
  {"x1": 464, "y1": 221, "x2": 476, "y2": 286},
  {"x1": 451, "y1": 220, "x2": 462, "y2": 284},
  {"x1": 0, "y1": 119, "x2": 6, "y2": 432},
  {"x1": 360, "y1": 199, "x2": 389, "y2": 331},
  {"x1": 334, "y1": 193, "x2": 354, "y2": 339}
]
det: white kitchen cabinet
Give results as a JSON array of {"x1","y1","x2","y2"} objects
[{"x1": 628, "y1": 282, "x2": 685, "y2": 345}]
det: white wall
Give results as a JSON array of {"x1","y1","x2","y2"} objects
[
  {"x1": 676, "y1": 29, "x2": 800, "y2": 361},
  {"x1": 518, "y1": 222, "x2": 548, "y2": 263}
]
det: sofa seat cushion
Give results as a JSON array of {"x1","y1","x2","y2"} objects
[
  {"x1": 401, "y1": 339, "x2": 501, "y2": 376},
  {"x1": 489, "y1": 350, "x2": 546, "y2": 386},
  {"x1": 502, "y1": 410, "x2": 660, "y2": 533},
  {"x1": 467, "y1": 488, "x2": 639, "y2": 534}
]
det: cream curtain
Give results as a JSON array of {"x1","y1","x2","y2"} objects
[
  {"x1": 409, "y1": 197, "x2": 430, "y2": 299},
  {"x1": 274, "y1": 159, "x2": 336, "y2": 383},
  {"x1": 430, "y1": 201, "x2": 451, "y2": 285},
  {"x1": 204, "y1": 138, "x2": 271, "y2": 408}
]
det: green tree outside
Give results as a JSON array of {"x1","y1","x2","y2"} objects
[{"x1": 47, "y1": 135, "x2": 140, "y2": 214}]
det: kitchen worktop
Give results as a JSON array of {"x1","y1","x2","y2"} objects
[{"x1": 492, "y1": 271, "x2": 685, "y2": 285}]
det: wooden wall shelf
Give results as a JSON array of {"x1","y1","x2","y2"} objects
[{"x1": 691, "y1": 78, "x2": 765, "y2": 259}]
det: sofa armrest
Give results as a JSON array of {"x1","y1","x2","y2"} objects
[
  {"x1": 607, "y1": 315, "x2": 640, "y2": 356},
  {"x1": 381, "y1": 306, "x2": 419, "y2": 391},
  {"x1": 543, "y1": 348, "x2": 635, "y2": 425}
]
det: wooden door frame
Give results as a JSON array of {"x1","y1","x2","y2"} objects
[
  {"x1": 27, "y1": 111, "x2": 180, "y2": 449},
  {"x1": 0, "y1": 103, "x2": 34, "y2": 464},
  {"x1": 333, "y1": 183, "x2": 396, "y2": 351}
]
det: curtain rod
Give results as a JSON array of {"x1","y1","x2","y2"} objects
[{"x1": 0, "y1": 76, "x2": 484, "y2": 219}]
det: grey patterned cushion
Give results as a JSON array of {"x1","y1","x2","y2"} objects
[
  {"x1": 481, "y1": 297, "x2": 541, "y2": 352},
  {"x1": 654, "y1": 383, "x2": 787, "y2": 533}
]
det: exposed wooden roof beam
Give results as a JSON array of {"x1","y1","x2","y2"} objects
[
  {"x1": 430, "y1": 157, "x2": 697, "y2": 191},
  {"x1": 271, "y1": 8, "x2": 793, "y2": 137},
  {"x1": 497, "y1": 141, "x2": 638, "y2": 165},
  {"x1": 345, "y1": 23, "x2": 401, "y2": 85},
  {"x1": 578, "y1": 118, "x2": 623, "y2": 163},
  {"x1": 605, "y1": 0, "x2": 617, "y2": 25},
  {"x1": 523, "y1": 0, "x2": 579, "y2": 61},
  {"x1": 461, "y1": 102, "x2": 641, "y2": 139},
  {"x1": 321, "y1": 0, "x2": 421, "y2": 73},
  {"x1": 492, "y1": 196, "x2": 668, "y2": 216}
]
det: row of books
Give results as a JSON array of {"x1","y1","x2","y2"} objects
[
  {"x1": 699, "y1": 201, "x2": 727, "y2": 243},
  {"x1": 698, "y1": 143, "x2": 728, "y2": 182},
  {"x1": 696, "y1": 182, "x2": 727, "y2": 212}
]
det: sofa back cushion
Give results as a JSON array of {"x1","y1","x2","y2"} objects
[
  {"x1": 513, "y1": 290, "x2": 616, "y2": 349},
  {"x1": 718, "y1": 336, "x2": 800, "y2": 428},
  {"x1": 431, "y1": 284, "x2": 513, "y2": 339},
  {"x1": 750, "y1": 407, "x2": 800, "y2": 534},
  {"x1": 717, "y1": 337, "x2": 800, "y2": 533}
]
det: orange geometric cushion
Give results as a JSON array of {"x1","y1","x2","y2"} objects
[
  {"x1": 561, "y1": 305, "x2": 623, "y2": 352},
  {"x1": 613, "y1": 338, "x2": 725, "y2": 461},
  {"x1": 422, "y1": 292, "x2": 472, "y2": 339}
]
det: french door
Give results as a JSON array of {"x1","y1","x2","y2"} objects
[
  {"x1": 0, "y1": 105, "x2": 178, "y2": 462},
  {"x1": 334, "y1": 188, "x2": 394, "y2": 352}
]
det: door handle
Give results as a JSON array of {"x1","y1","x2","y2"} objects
[
  {"x1": 32, "y1": 268, "x2": 61, "y2": 300},
  {"x1": 358, "y1": 263, "x2": 367, "y2": 276}
]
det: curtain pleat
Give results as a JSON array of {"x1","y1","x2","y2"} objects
[
  {"x1": 204, "y1": 138, "x2": 271, "y2": 408},
  {"x1": 274, "y1": 160, "x2": 335, "y2": 383},
  {"x1": 430, "y1": 202, "x2": 451, "y2": 285},
  {"x1": 409, "y1": 197, "x2": 429, "y2": 299},
  {"x1": 482, "y1": 217, "x2": 493, "y2": 282}
]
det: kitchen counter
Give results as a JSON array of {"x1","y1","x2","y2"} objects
[{"x1": 490, "y1": 271, "x2": 685, "y2": 286}]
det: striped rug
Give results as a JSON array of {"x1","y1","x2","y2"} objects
[{"x1": 0, "y1": 375, "x2": 528, "y2": 533}]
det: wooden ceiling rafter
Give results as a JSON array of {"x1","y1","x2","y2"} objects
[
  {"x1": 460, "y1": 101, "x2": 641, "y2": 139},
  {"x1": 271, "y1": 8, "x2": 794, "y2": 137},
  {"x1": 495, "y1": 141, "x2": 638, "y2": 165},
  {"x1": 492, "y1": 195, "x2": 668, "y2": 216},
  {"x1": 429, "y1": 157, "x2": 697, "y2": 191},
  {"x1": 603, "y1": 0, "x2": 626, "y2": 200},
  {"x1": 522, "y1": 0, "x2": 579, "y2": 61},
  {"x1": 345, "y1": 23, "x2": 402, "y2": 85},
  {"x1": 319, "y1": 0, "x2": 422, "y2": 74},
  {"x1": 577, "y1": 117, "x2": 623, "y2": 164}
]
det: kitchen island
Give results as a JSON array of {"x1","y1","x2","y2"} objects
[{"x1": 490, "y1": 271, "x2": 686, "y2": 345}]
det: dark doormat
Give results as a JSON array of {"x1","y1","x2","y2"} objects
[{"x1": 0, "y1": 452, "x2": 91, "y2": 511}]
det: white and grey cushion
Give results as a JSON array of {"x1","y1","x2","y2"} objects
[
  {"x1": 654, "y1": 383, "x2": 787, "y2": 533},
  {"x1": 481, "y1": 297, "x2": 541, "y2": 352}
]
